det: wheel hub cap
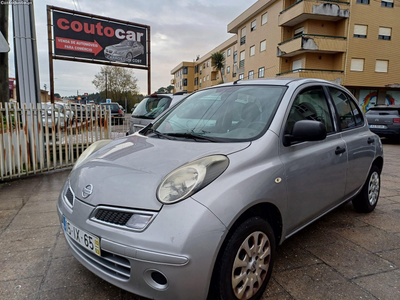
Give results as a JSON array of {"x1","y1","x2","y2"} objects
[
  {"x1": 231, "y1": 231, "x2": 271, "y2": 300},
  {"x1": 368, "y1": 171, "x2": 380, "y2": 206}
]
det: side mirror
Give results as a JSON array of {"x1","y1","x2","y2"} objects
[{"x1": 283, "y1": 120, "x2": 327, "y2": 147}]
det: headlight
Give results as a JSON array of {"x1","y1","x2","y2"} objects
[
  {"x1": 73, "y1": 139, "x2": 113, "y2": 170},
  {"x1": 157, "y1": 155, "x2": 229, "y2": 204}
]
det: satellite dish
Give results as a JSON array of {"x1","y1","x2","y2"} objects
[{"x1": 0, "y1": 31, "x2": 9, "y2": 53}]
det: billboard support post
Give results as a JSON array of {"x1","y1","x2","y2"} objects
[
  {"x1": 47, "y1": 6, "x2": 55, "y2": 103},
  {"x1": 147, "y1": 26, "x2": 151, "y2": 95}
]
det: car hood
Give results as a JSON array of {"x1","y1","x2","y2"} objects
[
  {"x1": 106, "y1": 44, "x2": 130, "y2": 52},
  {"x1": 69, "y1": 134, "x2": 250, "y2": 211}
]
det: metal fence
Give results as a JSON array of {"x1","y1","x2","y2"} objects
[{"x1": 0, "y1": 102, "x2": 115, "y2": 181}]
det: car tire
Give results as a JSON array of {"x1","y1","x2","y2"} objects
[
  {"x1": 352, "y1": 165, "x2": 380, "y2": 213},
  {"x1": 126, "y1": 53, "x2": 133, "y2": 63},
  {"x1": 213, "y1": 217, "x2": 275, "y2": 300}
]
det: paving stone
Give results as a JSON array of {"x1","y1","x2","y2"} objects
[
  {"x1": 274, "y1": 264, "x2": 375, "y2": 300},
  {"x1": 53, "y1": 233, "x2": 73, "y2": 259},
  {"x1": 0, "y1": 226, "x2": 59, "y2": 254},
  {"x1": 384, "y1": 195, "x2": 400, "y2": 203},
  {"x1": 262, "y1": 278, "x2": 284, "y2": 298},
  {"x1": 307, "y1": 238, "x2": 394, "y2": 279},
  {"x1": 377, "y1": 249, "x2": 400, "y2": 268},
  {"x1": 0, "y1": 209, "x2": 18, "y2": 225},
  {"x1": 274, "y1": 246, "x2": 321, "y2": 272},
  {"x1": 356, "y1": 209, "x2": 400, "y2": 233},
  {"x1": 28, "y1": 191, "x2": 61, "y2": 202},
  {"x1": 335, "y1": 225, "x2": 400, "y2": 253},
  {"x1": 379, "y1": 188, "x2": 399, "y2": 198},
  {"x1": 376, "y1": 196, "x2": 396, "y2": 206},
  {"x1": 7, "y1": 211, "x2": 59, "y2": 230},
  {"x1": 0, "y1": 276, "x2": 42, "y2": 300},
  {"x1": 0, "y1": 248, "x2": 51, "y2": 281},
  {"x1": 262, "y1": 292, "x2": 294, "y2": 300},
  {"x1": 0, "y1": 197, "x2": 27, "y2": 210},
  {"x1": 38, "y1": 283, "x2": 124, "y2": 300},
  {"x1": 376, "y1": 202, "x2": 400, "y2": 217},
  {"x1": 41, "y1": 256, "x2": 103, "y2": 291},
  {"x1": 18, "y1": 200, "x2": 57, "y2": 214},
  {"x1": 353, "y1": 269, "x2": 400, "y2": 300}
]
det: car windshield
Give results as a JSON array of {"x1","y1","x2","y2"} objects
[
  {"x1": 147, "y1": 85, "x2": 286, "y2": 142},
  {"x1": 120, "y1": 40, "x2": 133, "y2": 46},
  {"x1": 132, "y1": 96, "x2": 172, "y2": 119},
  {"x1": 101, "y1": 104, "x2": 120, "y2": 111}
]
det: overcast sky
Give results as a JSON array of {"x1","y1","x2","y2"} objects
[{"x1": 7, "y1": 0, "x2": 257, "y2": 97}]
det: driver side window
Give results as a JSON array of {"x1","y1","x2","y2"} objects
[{"x1": 285, "y1": 86, "x2": 334, "y2": 135}]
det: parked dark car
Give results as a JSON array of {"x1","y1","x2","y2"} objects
[
  {"x1": 100, "y1": 102, "x2": 125, "y2": 124},
  {"x1": 366, "y1": 105, "x2": 400, "y2": 138},
  {"x1": 70, "y1": 103, "x2": 87, "y2": 120}
]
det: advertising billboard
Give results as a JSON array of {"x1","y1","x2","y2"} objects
[{"x1": 52, "y1": 9, "x2": 148, "y2": 67}]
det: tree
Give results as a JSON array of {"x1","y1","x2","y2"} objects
[
  {"x1": 155, "y1": 85, "x2": 174, "y2": 94},
  {"x1": 211, "y1": 51, "x2": 225, "y2": 83},
  {"x1": 92, "y1": 66, "x2": 139, "y2": 105}
]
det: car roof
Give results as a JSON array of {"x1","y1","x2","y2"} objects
[{"x1": 208, "y1": 77, "x2": 341, "y2": 88}]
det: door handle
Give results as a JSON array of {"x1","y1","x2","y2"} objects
[
  {"x1": 367, "y1": 137, "x2": 375, "y2": 144},
  {"x1": 335, "y1": 146, "x2": 346, "y2": 155}
]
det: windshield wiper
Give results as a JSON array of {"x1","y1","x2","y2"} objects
[
  {"x1": 146, "y1": 129, "x2": 174, "y2": 140},
  {"x1": 162, "y1": 132, "x2": 219, "y2": 142}
]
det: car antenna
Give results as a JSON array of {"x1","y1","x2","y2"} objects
[{"x1": 233, "y1": 79, "x2": 241, "y2": 85}]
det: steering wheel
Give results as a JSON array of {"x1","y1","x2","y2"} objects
[{"x1": 247, "y1": 122, "x2": 267, "y2": 131}]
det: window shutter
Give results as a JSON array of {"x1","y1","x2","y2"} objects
[
  {"x1": 262, "y1": 13, "x2": 268, "y2": 25},
  {"x1": 294, "y1": 27, "x2": 304, "y2": 36},
  {"x1": 375, "y1": 60, "x2": 388, "y2": 72},
  {"x1": 241, "y1": 27, "x2": 246, "y2": 37},
  {"x1": 292, "y1": 59, "x2": 302, "y2": 71},
  {"x1": 260, "y1": 40, "x2": 266, "y2": 52},
  {"x1": 250, "y1": 46, "x2": 255, "y2": 56},
  {"x1": 354, "y1": 25, "x2": 367, "y2": 36},
  {"x1": 379, "y1": 27, "x2": 391, "y2": 36},
  {"x1": 384, "y1": 0, "x2": 393, "y2": 3},
  {"x1": 351, "y1": 59, "x2": 364, "y2": 71},
  {"x1": 240, "y1": 51, "x2": 245, "y2": 60}
]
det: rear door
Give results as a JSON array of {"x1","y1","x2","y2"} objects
[
  {"x1": 279, "y1": 85, "x2": 347, "y2": 234},
  {"x1": 326, "y1": 87, "x2": 376, "y2": 199}
]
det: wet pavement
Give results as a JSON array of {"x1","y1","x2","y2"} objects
[{"x1": 0, "y1": 140, "x2": 399, "y2": 300}]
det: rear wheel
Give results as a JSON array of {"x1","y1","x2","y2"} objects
[
  {"x1": 352, "y1": 165, "x2": 380, "y2": 213},
  {"x1": 213, "y1": 217, "x2": 275, "y2": 300},
  {"x1": 126, "y1": 52, "x2": 133, "y2": 63}
]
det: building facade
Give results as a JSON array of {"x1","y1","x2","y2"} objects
[{"x1": 171, "y1": 0, "x2": 400, "y2": 111}]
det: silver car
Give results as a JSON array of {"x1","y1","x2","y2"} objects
[
  {"x1": 104, "y1": 40, "x2": 144, "y2": 63},
  {"x1": 57, "y1": 78, "x2": 383, "y2": 300}
]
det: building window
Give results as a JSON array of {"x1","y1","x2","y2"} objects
[
  {"x1": 381, "y1": 0, "x2": 394, "y2": 7},
  {"x1": 194, "y1": 77, "x2": 198, "y2": 85},
  {"x1": 233, "y1": 51, "x2": 237, "y2": 65},
  {"x1": 194, "y1": 65, "x2": 198, "y2": 73},
  {"x1": 227, "y1": 66, "x2": 230, "y2": 74},
  {"x1": 227, "y1": 49, "x2": 231, "y2": 57},
  {"x1": 292, "y1": 59, "x2": 302, "y2": 71},
  {"x1": 207, "y1": 61, "x2": 210, "y2": 67},
  {"x1": 183, "y1": 67, "x2": 188, "y2": 75},
  {"x1": 379, "y1": 27, "x2": 392, "y2": 40},
  {"x1": 240, "y1": 27, "x2": 246, "y2": 45},
  {"x1": 200, "y1": 78, "x2": 202, "y2": 84},
  {"x1": 207, "y1": 75, "x2": 209, "y2": 81},
  {"x1": 204, "y1": 76, "x2": 206, "y2": 82},
  {"x1": 260, "y1": 40, "x2": 266, "y2": 52},
  {"x1": 203, "y1": 63, "x2": 206, "y2": 68},
  {"x1": 233, "y1": 73, "x2": 237, "y2": 78},
  {"x1": 239, "y1": 73, "x2": 244, "y2": 80},
  {"x1": 239, "y1": 51, "x2": 245, "y2": 67},
  {"x1": 351, "y1": 58, "x2": 365, "y2": 72},
  {"x1": 251, "y1": 20, "x2": 256, "y2": 32},
  {"x1": 356, "y1": 0, "x2": 369, "y2": 3},
  {"x1": 375, "y1": 60, "x2": 389, "y2": 73},
  {"x1": 250, "y1": 45, "x2": 255, "y2": 56},
  {"x1": 261, "y1": 12, "x2": 267, "y2": 25},
  {"x1": 183, "y1": 78, "x2": 187, "y2": 86},
  {"x1": 258, "y1": 67, "x2": 265, "y2": 78},
  {"x1": 354, "y1": 25, "x2": 367, "y2": 38},
  {"x1": 294, "y1": 27, "x2": 304, "y2": 38},
  {"x1": 248, "y1": 70, "x2": 254, "y2": 80}
]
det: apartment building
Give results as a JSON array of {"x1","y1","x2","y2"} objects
[{"x1": 171, "y1": 0, "x2": 400, "y2": 110}]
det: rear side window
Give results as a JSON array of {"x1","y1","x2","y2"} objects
[
  {"x1": 285, "y1": 86, "x2": 334, "y2": 134},
  {"x1": 329, "y1": 87, "x2": 364, "y2": 130}
]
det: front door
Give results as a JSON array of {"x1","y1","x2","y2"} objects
[{"x1": 279, "y1": 85, "x2": 347, "y2": 234}]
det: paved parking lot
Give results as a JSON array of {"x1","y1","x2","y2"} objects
[{"x1": 0, "y1": 140, "x2": 399, "y2": 300}]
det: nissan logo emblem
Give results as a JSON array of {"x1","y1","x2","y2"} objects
[{"x1": 82, "y1": 184, "x2": 93, "y2": 198}]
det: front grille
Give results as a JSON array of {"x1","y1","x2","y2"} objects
[
  {"x1": 65, "y1": 187, "x2": 74, "y2": 206},
  {"x1": 66, "y1": 234, "x2": 131, "y2": 280},
  {"x1": 95, "y1": 209, "x2": 133, "y2": 226}
]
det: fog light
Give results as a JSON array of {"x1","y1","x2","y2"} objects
[{"x1": 125, "y1": 214, "x2": 153, "y2": 230}]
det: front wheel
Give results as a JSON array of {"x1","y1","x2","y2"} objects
[
  {"x1": 213, "y1": 217, "x2": 275, "y2": 300},
  {"x1": 352, "y1": 165, "x2": 381, "y2": 213}
]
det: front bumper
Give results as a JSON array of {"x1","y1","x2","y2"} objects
[{"x1": 57, "y1": 192, "x2": 226, "y2": 300}]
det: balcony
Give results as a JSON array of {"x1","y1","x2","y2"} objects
[
  {"x1": 276, "y1": 68, "x2": 344, "y2": 82},
  {"x1": 279, "y1": 0, "x2": 350, "y2": 27},
  {"x1": 277, "y1": 34, "x2": 346, "y2": 57},
  {"x1": 171, "y1": 79, "x2": 175, "y2": 84}
]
